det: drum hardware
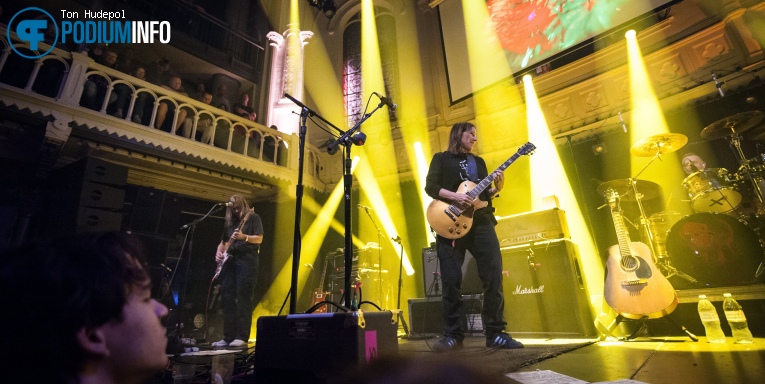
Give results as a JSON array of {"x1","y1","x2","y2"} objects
[{"x1": 700, "y1": 111, "x2": 765, "y2": 211}]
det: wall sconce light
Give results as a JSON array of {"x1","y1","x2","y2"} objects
[{"x1": 592, "y1": 141, "x2": 607, "y2": 156}]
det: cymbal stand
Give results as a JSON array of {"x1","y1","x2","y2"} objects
[
  {"x1": 729, "y1": 133, "x2": 765, "y2": 210},
  {"x1": 631, "y1": 150, "x2": 697, "y2": 283}
]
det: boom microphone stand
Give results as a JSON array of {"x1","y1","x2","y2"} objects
[{"x1": 392, "y1": 236, "x2": 409, "y2": 336}]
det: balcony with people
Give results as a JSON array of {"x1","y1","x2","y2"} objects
[{"x1": 0, "y1": 29, "x2": 328, "y2": 192}]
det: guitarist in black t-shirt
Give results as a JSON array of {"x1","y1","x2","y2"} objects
[{"x1": 211, "y1": 194, "x2": 264, "y2": 348}]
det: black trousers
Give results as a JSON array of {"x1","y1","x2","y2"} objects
[
  {"x1": 436, "y1": 220, "x2": 506, "y2": 338},
  {"x1": 220, "y1": 252, "x2": 258, "y2": 342}
]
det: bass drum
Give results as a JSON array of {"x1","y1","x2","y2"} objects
[{"x1": 666, "y1": 213, "x2": 764, "y2": 286}]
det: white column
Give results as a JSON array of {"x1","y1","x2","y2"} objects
[{"x1": 266, "y1": 25, "x2": 313, "y2": 135}]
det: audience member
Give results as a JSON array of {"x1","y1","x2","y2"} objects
[
  {"x1": 155, "y1": 75, "x2": 189, "y2": 132},
  {"x1": 80, "y1": 48, "x2": 119, "y2": 111},
  {"x1": 212, "y1": 84, "x2": 231, "y2": 112},
  {"x1": 111, "y1": 63, "x2": 148, "y2": 119},
  {"x1": 233, "y1": 92, "x2": 256, "y2": 121},
  {"x1": 147, "y1": 58, "x2": 171, "y2": 86},
  {"x1": 181, "y1": 91, "x2": 215, "y2": 142},
  {"x1": 189, "y1": 81, "x2": 207, "y2": 101},
  {"x1": 0, "y1": 232, "x2": 169, "y2": 384}
]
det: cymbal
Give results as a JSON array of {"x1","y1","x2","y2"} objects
[
  {"x1": 630, "y1": 133, "x2": 688, "y2": 157},
  {"x1": 700, "y1": 110, "x2": 764, "y2": 140},
  {"x1": 597, "y1": 179, "x2": 662, "y2": 201}
]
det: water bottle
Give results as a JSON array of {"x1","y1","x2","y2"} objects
[
  {"x1": 697, "y1": 295, "x2": 726, "y2": 343},
  {"x1": 722, "y1": 293, "x2": 753, "y2": 344}
]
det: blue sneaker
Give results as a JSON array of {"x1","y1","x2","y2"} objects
[
  {"x1": 486, "y1": 332, "x2": 524, "y2": 349},
  {"x1": 433, "y1": 334, "x2": 463, "y2": 352}
]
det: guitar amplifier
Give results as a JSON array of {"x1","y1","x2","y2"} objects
[
  {"x1": 501, "y1": 239, "x2": 596, "y2": 337},
  {"x1": 495, "y1": 208, "x2": 570, "y2": 247}
]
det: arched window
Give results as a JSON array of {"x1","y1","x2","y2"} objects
[{"x1": 342, "y1": 11, "x2": 398, "y2": 129}]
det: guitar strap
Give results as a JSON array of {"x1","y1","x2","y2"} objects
[{"x1": 466, "y1": 154, "x2": 478, "y2": 181}]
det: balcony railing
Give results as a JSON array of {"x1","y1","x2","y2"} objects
[{"x1": 0, "y1": 32, "x2": 326, "y2": 185}]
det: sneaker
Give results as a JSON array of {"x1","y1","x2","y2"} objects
[
  {"x1": 228, "y1": 339, "x2": 247, "y2": 348},
  {"x1": 432, "y1": 334, "x2": 463, "y2": 352},
  {"x1": 211, "y1": 339, "x2": 228, "y2": 347},
  {"x1": 486, "y1": 332, "x2": 524, "y2": 349},
  {"x1": 132, "y1": 115, "x2": 142, "y2": 124}
]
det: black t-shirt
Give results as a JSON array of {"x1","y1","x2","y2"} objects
[
  {"x1": 424, "y1": 151, "x2": 496, "y2": 224},
  {"x1": 221, "y1": 212, "x2": 264, "y2": 256}
]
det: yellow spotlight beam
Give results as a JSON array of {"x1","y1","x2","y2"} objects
[
  {"x1": 524, "y1": 75, "x2": 604, "y2": 318},
  {"x1": 625, "y1": 30, "x2": 685, "y2": 198},
  {"x1": 414, "y1": 142, "x2": 434, "y2": 243},
  {"x1": 252, "y1": 158, "x2": 360, "y2": 321}
]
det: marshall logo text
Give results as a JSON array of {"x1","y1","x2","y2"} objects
[{"x1": 512, "y1": 285, "x2": 545, "y2": 295}]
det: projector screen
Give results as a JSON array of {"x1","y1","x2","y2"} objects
[{"x1": 439, "y1": 0, "x2": 678, "y2": 103}]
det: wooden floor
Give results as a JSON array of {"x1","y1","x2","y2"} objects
[{"x1": 508, "y1": 337, "x2": 765, "y2": 384}]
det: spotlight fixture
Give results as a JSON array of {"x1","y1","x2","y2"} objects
[
  {"x1": 592, "y1": 141, "x2": 607, "y2": 156},
  {"x1": 308, "y1": 0, "x2": 336, "y2": 18}
]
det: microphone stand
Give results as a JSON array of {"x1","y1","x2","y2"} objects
[
  {"x1": 361, "y1": 207, "x2": 384, "y2": 307},
  {"x1": 168, "y1": 203, "x2": 225, "y2": 353},
  {"x1": 392, "y1": 236, "x2": 409, "y2": 337},
  {"x1": 283, "y1": 93, "x2": 344, "y2": 313},
  {"x1": 333, "y1": 106, "x2": 383, "y2": 308}
]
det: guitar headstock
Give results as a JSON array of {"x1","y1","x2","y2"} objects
[{"x1": 520, "y1": 142, "x2": 536, "y2": 156}]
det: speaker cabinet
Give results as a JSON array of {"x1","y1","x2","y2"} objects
[
  {"x1": 128, "y1": 188, "x2": 184, "y2": 236},
  {"x1": 255, "y1": 312, "x2": 398, "y2": 380},
  {"x1": 501, "y1": 240, "x2": 596, "y2": 337},
  {"x1": 421, "y1": 247, "x2": 482, "y2": 297},
  {"x1": 408, "y1": 295, "x2": 483, "y2": 336}
]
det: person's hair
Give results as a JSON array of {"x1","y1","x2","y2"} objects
[
  {"x1": 681, "y1": 152, "x2": 698, "y2": 159},
  {"x1": 0, "y1": 232, "x2": 151, "y2": 384},
  {"x1": 447, "y1": 122, "x2": 475, "y2": 154},
  {"x1": 225, "y1": 194, "x2": 251, "y2": 227}
]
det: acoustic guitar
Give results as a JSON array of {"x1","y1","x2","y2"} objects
[
  {"x1": 212, "y1": 208, "x2": 254, "y2": 281},
  {"x1": 603, "y1": 189, "x2": 677, "y2": 319},
  {"x1": 426, "y1": 142, "x2": 535, "y2": 239}
]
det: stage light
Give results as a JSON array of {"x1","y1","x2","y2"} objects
[
  {"x1": 307, "y1": 0, "x2": 336, "y2": 18},
  {"x1": 592, "y1": 141, "x2": 607, "y2": 155}
]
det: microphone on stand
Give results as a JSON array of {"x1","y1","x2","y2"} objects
[
  {"x1": 358, "y1": 204, "x2": 373, "y2": 212},
  {"x1": 373, "y1": 92, "x2": 397, "y2": 111},
  {"x1": 391, "y1": 236, "x2": 402, "y2": 244},
  {"x1": 218, "y1": 202, "x2": 232, "y2": 207},
  {"x1": 712, "y1": 72, "x2": 725, "y2": 97}
]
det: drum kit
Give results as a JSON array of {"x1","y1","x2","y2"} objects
[{"x1": 597, "y1": 111, "x2": 765, "y2": 287}]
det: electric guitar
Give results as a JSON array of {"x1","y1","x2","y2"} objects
[
  {"x1": 603, "y1": 189, "x2": 677, "y2": 319},
  {"x1": 212, "y1": 208, "x2": 254, "y2": 281},
  {"x1": 426, "y1": 142, "x2": 535, "y2": 239},
  {"x1": 311, "y1": 253, "x2": 332, "y2": 313}
]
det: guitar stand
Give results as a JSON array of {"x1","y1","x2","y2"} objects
[{"x1": 605, "y1": 314, "x2": 698, "y2": 342}]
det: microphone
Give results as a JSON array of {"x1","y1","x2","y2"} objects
[
  {"x1": 688, "y1": 162, "x2": 699, "y2": 173},
  {"x1": 618, "y1": 111, "x2": 627, "y2": 132},
  {"x1": 373, "y1": 92, "x2": 397, "y2": 111},
  {"x1": 218, "y1": 202, "x2": 232, "y2": 207},
  {"x1": 712, "y1": 72, "x2": 725, "y2": 97},
  {"x1": 391, "y1": 236, "x2": 401, "y2": 244},
  {"x1": 358, "y1": 204, "x2": 372, "y2": 211}
]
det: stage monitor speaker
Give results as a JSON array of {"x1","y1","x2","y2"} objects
[
  {"x1": 501, "y1": 240, "x2": 596, "y2": 338},
  {"x1": 255, "y1": 312, "x2": 398, "y2": 380},
  {"x1": 408, "y1": 295, "x2": 483, "y2": 336},
  {"x1": 421, "y1": 247, "x2": 482, "y2": 297}
]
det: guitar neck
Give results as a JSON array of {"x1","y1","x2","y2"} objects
[
  {"x1": 609, "y1": 207, "x2": 633, "y2": 260},
  {"x1": 466, "y1": 152, "x2": 523, "y2": 199}
]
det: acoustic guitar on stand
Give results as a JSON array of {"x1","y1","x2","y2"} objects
[
  {"x1": 212, "y1": 208, "x2": 254, "y2": 281},
  {"x1": 427, "y1": 142, "x2": 535, "y2": 239},
  {"x1": 603, "y1": 189, "x2": 677, "y2": 319}
]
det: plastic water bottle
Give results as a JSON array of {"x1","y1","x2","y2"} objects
[
  {"x1": 697, "y1": 295, "x2": 726, "y2": 343},
  {"x1": 722, "y1": 293, "x2": 753, "y2": 344}
]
